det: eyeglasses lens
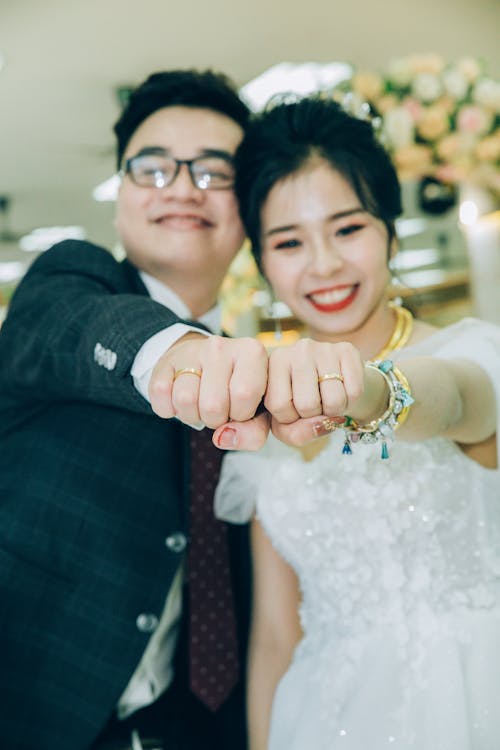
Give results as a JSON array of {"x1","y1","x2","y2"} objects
[{"x1": 128, "y1": 155, "x2": 235, "y2": 190}]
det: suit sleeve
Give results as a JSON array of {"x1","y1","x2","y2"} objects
[{"x1": 0, "y1": 239, "x2": 204, "y2": 414}]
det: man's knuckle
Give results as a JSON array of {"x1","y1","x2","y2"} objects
[
  {"x1": 231, "y1": 382, "x2": 260, "y2": 403},
  {"x1": 202, "y1": 399, "x2": 225, "y2": 418},
  {"x1": 175, "y1": 390, "x2": 197, "y2": 409}
]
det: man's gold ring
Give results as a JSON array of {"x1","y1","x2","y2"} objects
[
  {"x1": 317, "y1": 372, "x2": 344, "y2": 384},
  {"x1": 173, "y1": 367, "x2": 202, "y2": 382}
]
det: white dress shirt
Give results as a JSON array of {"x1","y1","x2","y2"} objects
[
  {"x1": 118, "y1": 271, "x2": 220, "y2": 719},
  {"x1": 131, "y1": 271, "x2": 221, "y2": 402}
]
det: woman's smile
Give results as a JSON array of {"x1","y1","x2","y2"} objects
[{"x1": 306, "y1": 283, "x2": 359, "y2": 313}]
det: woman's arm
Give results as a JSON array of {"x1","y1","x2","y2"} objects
[
  {"x1": 395, "y1": 356, "x2": 496, "y2": 444},
  {"x1": 349, "y1": 355, "x2": 496, "y2": 445},
  {"x1": 266, "y1": 339, "x2": 497, "y2": 466},
  {"x1": 248, "y1": 518, "x2": 302, "y2": 750}
]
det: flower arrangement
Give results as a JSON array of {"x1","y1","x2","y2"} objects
[{"x1": 334, "y1": 54, "x2": 500, "y2": 196}]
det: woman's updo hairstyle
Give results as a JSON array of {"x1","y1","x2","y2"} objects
[{"x1": 234, "y1": 96, "x2": 402, "y2": 270}]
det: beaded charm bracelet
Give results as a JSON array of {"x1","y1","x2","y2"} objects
[{"x1": 342, "y1": 359, "x2": 414, "y2": 460}]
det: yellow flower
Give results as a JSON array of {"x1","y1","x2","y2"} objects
[
  {"x1": 450, "y1": 153, "x2": 475, "y2": 176},
  {"x1": 376, "y1": 94, "x2": 399, "y2": 114},
  {"x1": 409, "y1": 53, "x2": 445, "y2": 76},
  {"x1": 475, "y1": 134, "x2": 500, "y2": 162},
  {"x1": 437, "y1": 95, "x2": 457, "y2": 115},
  {"x1": 417, "y1": 105, "x2": 450, "y2": 141},
  {"x1": 393, "y1": 144, "x2": 433, "y2": 180},
  {"x1": 436, "y1": 132, "x2": 472, "y2": 161},
  {"x1": 351, "y1": 71, "x2": 384, "y2": 101}
]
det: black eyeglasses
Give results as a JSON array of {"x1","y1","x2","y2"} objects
[{"x1": 121, "y1": 150, "x2": 236, "y2": 190}]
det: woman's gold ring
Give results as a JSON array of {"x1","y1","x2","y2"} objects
[
  {"x1": 317, "y1": 372, "x2": 344, "y2": 384},
  {"x1": 173, "y1": 367, "x2": 202, "y2": 381}
]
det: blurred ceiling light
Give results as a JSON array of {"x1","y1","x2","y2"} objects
[
  {"x1": 0, "y1": 261, "x2": 27, "y2": 284},
  {"x1": 93, "y1": 173, "x2": 120, "y2": 202},
  {"x1": 19, "y1": 226, "x2": 86, "y2": 253},
  {"x1": 459, "y1": 200, "x2": 479, "y2": 226},
  {"x1": 240, "y1": 62, "x2": 352, "y2": 112}
]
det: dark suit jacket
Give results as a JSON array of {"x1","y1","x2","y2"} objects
[{"x1": 0, "y1": 240, "x2": 249, "y2": 750}]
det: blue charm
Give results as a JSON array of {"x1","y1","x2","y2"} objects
[
  {"x1": 342, "y1": 439, "x2": 353, "y2": 455},
  {"x1": 381, "y1": 441, "x2": 390, "y2": 459},
  {"x1": 379, "y1": 359, "x2": 393, "y2": 373},
  {"x1": 401, "y1": 389, "x2": 415, "y2": 406}
]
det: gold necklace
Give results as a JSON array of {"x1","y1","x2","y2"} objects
[{"x1": 374, "y1": 302, "x2": 414, "y2": 360}]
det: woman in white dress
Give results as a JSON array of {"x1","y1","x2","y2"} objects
[{"x1": 216, "y1": 97, "x2": 500, "y2": 749}]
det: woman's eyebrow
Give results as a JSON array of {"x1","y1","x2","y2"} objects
[{"x1": 265, "y1": 208, "x2": 367, "y2": 237}]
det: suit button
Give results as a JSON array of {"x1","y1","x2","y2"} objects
[
  {"x1": 136, "y1": 613, "x2": 159, "y2": 633},
  {"x1": 165, "y1": 532, "x2": 187, "y2": 553}
]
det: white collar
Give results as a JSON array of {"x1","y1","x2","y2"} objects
[{"x1": 139, "y1": 270, "x2": 222, "y2": 334}]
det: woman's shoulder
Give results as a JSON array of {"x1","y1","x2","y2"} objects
[{"x1": 400, "y1": 316, "x2": 500, "y2": 358}]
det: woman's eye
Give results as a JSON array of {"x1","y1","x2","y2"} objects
[
  {"x1": 274, "y1": 238, "x2": 301, "y2": 250},
  {"x1": 336, "y1": 223, "x2": 364, "y2": 237}
]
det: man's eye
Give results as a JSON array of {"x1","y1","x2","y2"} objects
[
  {"x1": 336, "y1": 224, "x2": 364, "y2": 237},
  {"x1": 142, "y1": 167, "x2": 164, "y2": 176},
  {"x1": 274, "y1": 239, "x2": 301, "y2": 250}
]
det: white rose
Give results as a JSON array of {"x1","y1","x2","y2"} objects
[
  {"x1": 473, "y1": 79, "x2": 500, "y2": 113},
  {"x1": 412, "y1": 73, "x2": 443, "y2": 103},
  {"x1": 383, "y1": 107, "x2": 415, "y2": 149},
  {"x1": 387, "y1": 58, "x2": 413, "y2": 88},
  {"x1": 456, "y1": 57, "x2": 482, "y2": 83},
  {"x1": 442, "y1": 68, "x2": 469, "y2": 101}
]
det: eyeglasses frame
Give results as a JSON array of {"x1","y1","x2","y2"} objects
[{"x1": 120, "y1": 149, "x2": 236, "y2": 191}]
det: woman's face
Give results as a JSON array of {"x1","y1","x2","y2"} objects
[{"x1": 260, "y1": 160, "x2": 392, "y2": 343}]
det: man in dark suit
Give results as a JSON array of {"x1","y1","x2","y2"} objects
[{"x1": 0, "y1": 69, "x2": 269, "y2": 750}]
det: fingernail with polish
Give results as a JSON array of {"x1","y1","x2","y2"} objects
[
  {"x1": 216, "y1": 426, "x2": 238, "y2": 449},
  {"x1": 312, "y1": 417, "x2": 345, "y2": 438}
]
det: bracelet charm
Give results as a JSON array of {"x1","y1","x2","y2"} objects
[{"x1": 342, "y1": 360, "x2": 414, "y2": 460}]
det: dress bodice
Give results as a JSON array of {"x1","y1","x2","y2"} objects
[{"x1": 255, "y1": 433, "x2": 500, "y2": 642}]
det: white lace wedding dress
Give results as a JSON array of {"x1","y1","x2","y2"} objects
[{"x1": 216, "y1": 319, "x2": 500, "y2": 750}]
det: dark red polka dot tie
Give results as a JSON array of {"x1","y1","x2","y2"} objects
[{"x1": 188, "y1": 428, "x2": 240, "y2": 712}]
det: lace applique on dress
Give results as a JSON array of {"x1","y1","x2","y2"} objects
[{"x1": 257, "y1": 434, "x2": 500, "y2": 748}]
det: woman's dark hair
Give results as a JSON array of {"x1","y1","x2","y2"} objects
[
  {"x1": 113, "y1": 69, "x2": 250, "y2": 168},
  {"x1": 234, "y1": 96, "x2": 402, "y2": 270}
]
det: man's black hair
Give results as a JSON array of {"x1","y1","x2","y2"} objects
[{"x1": 114, "y1": 69, "x2": 250, "y2": 168}]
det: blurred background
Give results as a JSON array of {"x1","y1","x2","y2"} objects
[{"x1": 1, "y1": 0, "x2": 499, "y2": 333}]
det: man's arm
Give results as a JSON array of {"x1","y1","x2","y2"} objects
[
  {"x1": 0, "y1": 241, "x2": 196, "y2": 414},
  {"x1": 0, "y1": 240, "x2": 272, "y2": 449}
]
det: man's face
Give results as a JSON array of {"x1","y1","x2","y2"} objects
[{"x1": 115, "y1": 106, "x2": 245, "y2": 303}]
